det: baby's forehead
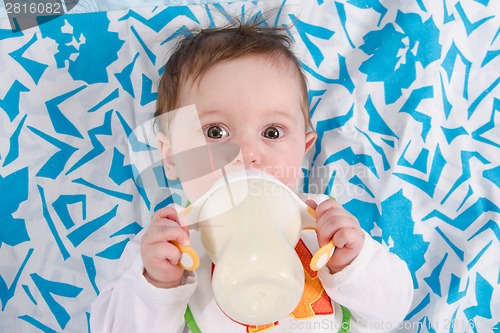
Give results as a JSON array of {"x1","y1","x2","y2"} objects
[
  {"x1": 171, "y1": 53, "x2": 310, "y2": 129},
  {"x1": 178, "y1": 54, "x2": 306, "y2": 106},
  {"x1": 184, "y1": 53, "x2": 303, "y2": 84}
]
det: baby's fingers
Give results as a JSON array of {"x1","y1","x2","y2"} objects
[
  {"x1": 316, "y1": 212, "x2": 357, "y2": 246},
  {"x1": 332, "y1": 228, "x2": 364, "y2": 251},
  {"x1": 305, "y1": 199, "x2": 318, "y2": 210},
  {"x1": 315, "y1": 199, "x2": 343, "y2": 221},
  {"x1": 146, "y1": 219, "x2": 190, "y2": 246},
  {"x1": 152, "y1": 206, "x2": 180, "y2": 223},
  {"x1": 142, "y1": 241, "x2": 185, "y2": 288},
  {"x1": 148, "y1": 241, "x2": 182, "y2": 266}
]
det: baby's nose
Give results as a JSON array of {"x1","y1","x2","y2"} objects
[{"x1": 235, "y1": 137, "x2": 260, "y2": 167}]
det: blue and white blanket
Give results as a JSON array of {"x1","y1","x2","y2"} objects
[{"x1": 0, "y1": 0, "x2": 499, "y2": 332}]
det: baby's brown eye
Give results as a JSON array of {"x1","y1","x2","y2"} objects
[
  {"x1": 262, "y1": 126, "x2": 284, "y2": 139},
  {"x1": 204, "y1": 125, "x2": 228, "y2": 139}
]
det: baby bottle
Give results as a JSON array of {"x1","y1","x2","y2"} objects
[{"x1": 198, "y1": 176, "x2": 305, "y2": 325}]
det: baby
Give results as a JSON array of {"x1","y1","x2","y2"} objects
[{"x1": 91, "y1": 20, "x2": 413, "y2": 333}]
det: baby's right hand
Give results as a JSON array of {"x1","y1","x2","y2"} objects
[{"x1": 141, "y1": 206, "x2": 191, "y2": 289}]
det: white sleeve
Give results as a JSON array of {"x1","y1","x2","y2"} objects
[
  {"x1": 90, "y1": 230, "x2": 198, "y2": 333},
  {"x1": 318, "y1": 231, "x2": 413, "y2": 332}
]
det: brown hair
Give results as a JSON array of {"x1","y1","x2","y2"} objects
[{"x1": 154, "y1": 18, "x2": 312, "y2": 131}]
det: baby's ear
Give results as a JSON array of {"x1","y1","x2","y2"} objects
[
  {"x1": 157, "y1": 132, "x2": 178, "y2": 180},
  {"x1": 304, "y1": 131, "x2": 317, "y2": 153}
]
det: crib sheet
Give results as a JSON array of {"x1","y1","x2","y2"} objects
[{"x1": 1, "y1": 0, "x2": 499, "y2": 332}]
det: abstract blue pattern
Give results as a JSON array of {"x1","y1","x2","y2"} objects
[{"x1": 1, "y1": 1, "x2": 499, "y2": 332}]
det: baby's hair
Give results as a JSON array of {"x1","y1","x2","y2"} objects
[{"x1": 155, "y1": 17, "x2": 313, "y2": 132}]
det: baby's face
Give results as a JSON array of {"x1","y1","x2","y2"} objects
[{"x1": 172, "y1": 55, "x2": 316, "y2": 191}]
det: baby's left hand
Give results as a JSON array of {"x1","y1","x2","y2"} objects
[{"x1": 306, "y1": 199, "x2": 364, "y2": 274}]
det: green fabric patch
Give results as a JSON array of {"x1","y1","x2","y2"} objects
[
  {"x1": 184, "y1": 305, "x2": 202, "y2": 333},
  {"x1": 337, "y1": 305, "x2": 351, "y2": 333}
]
